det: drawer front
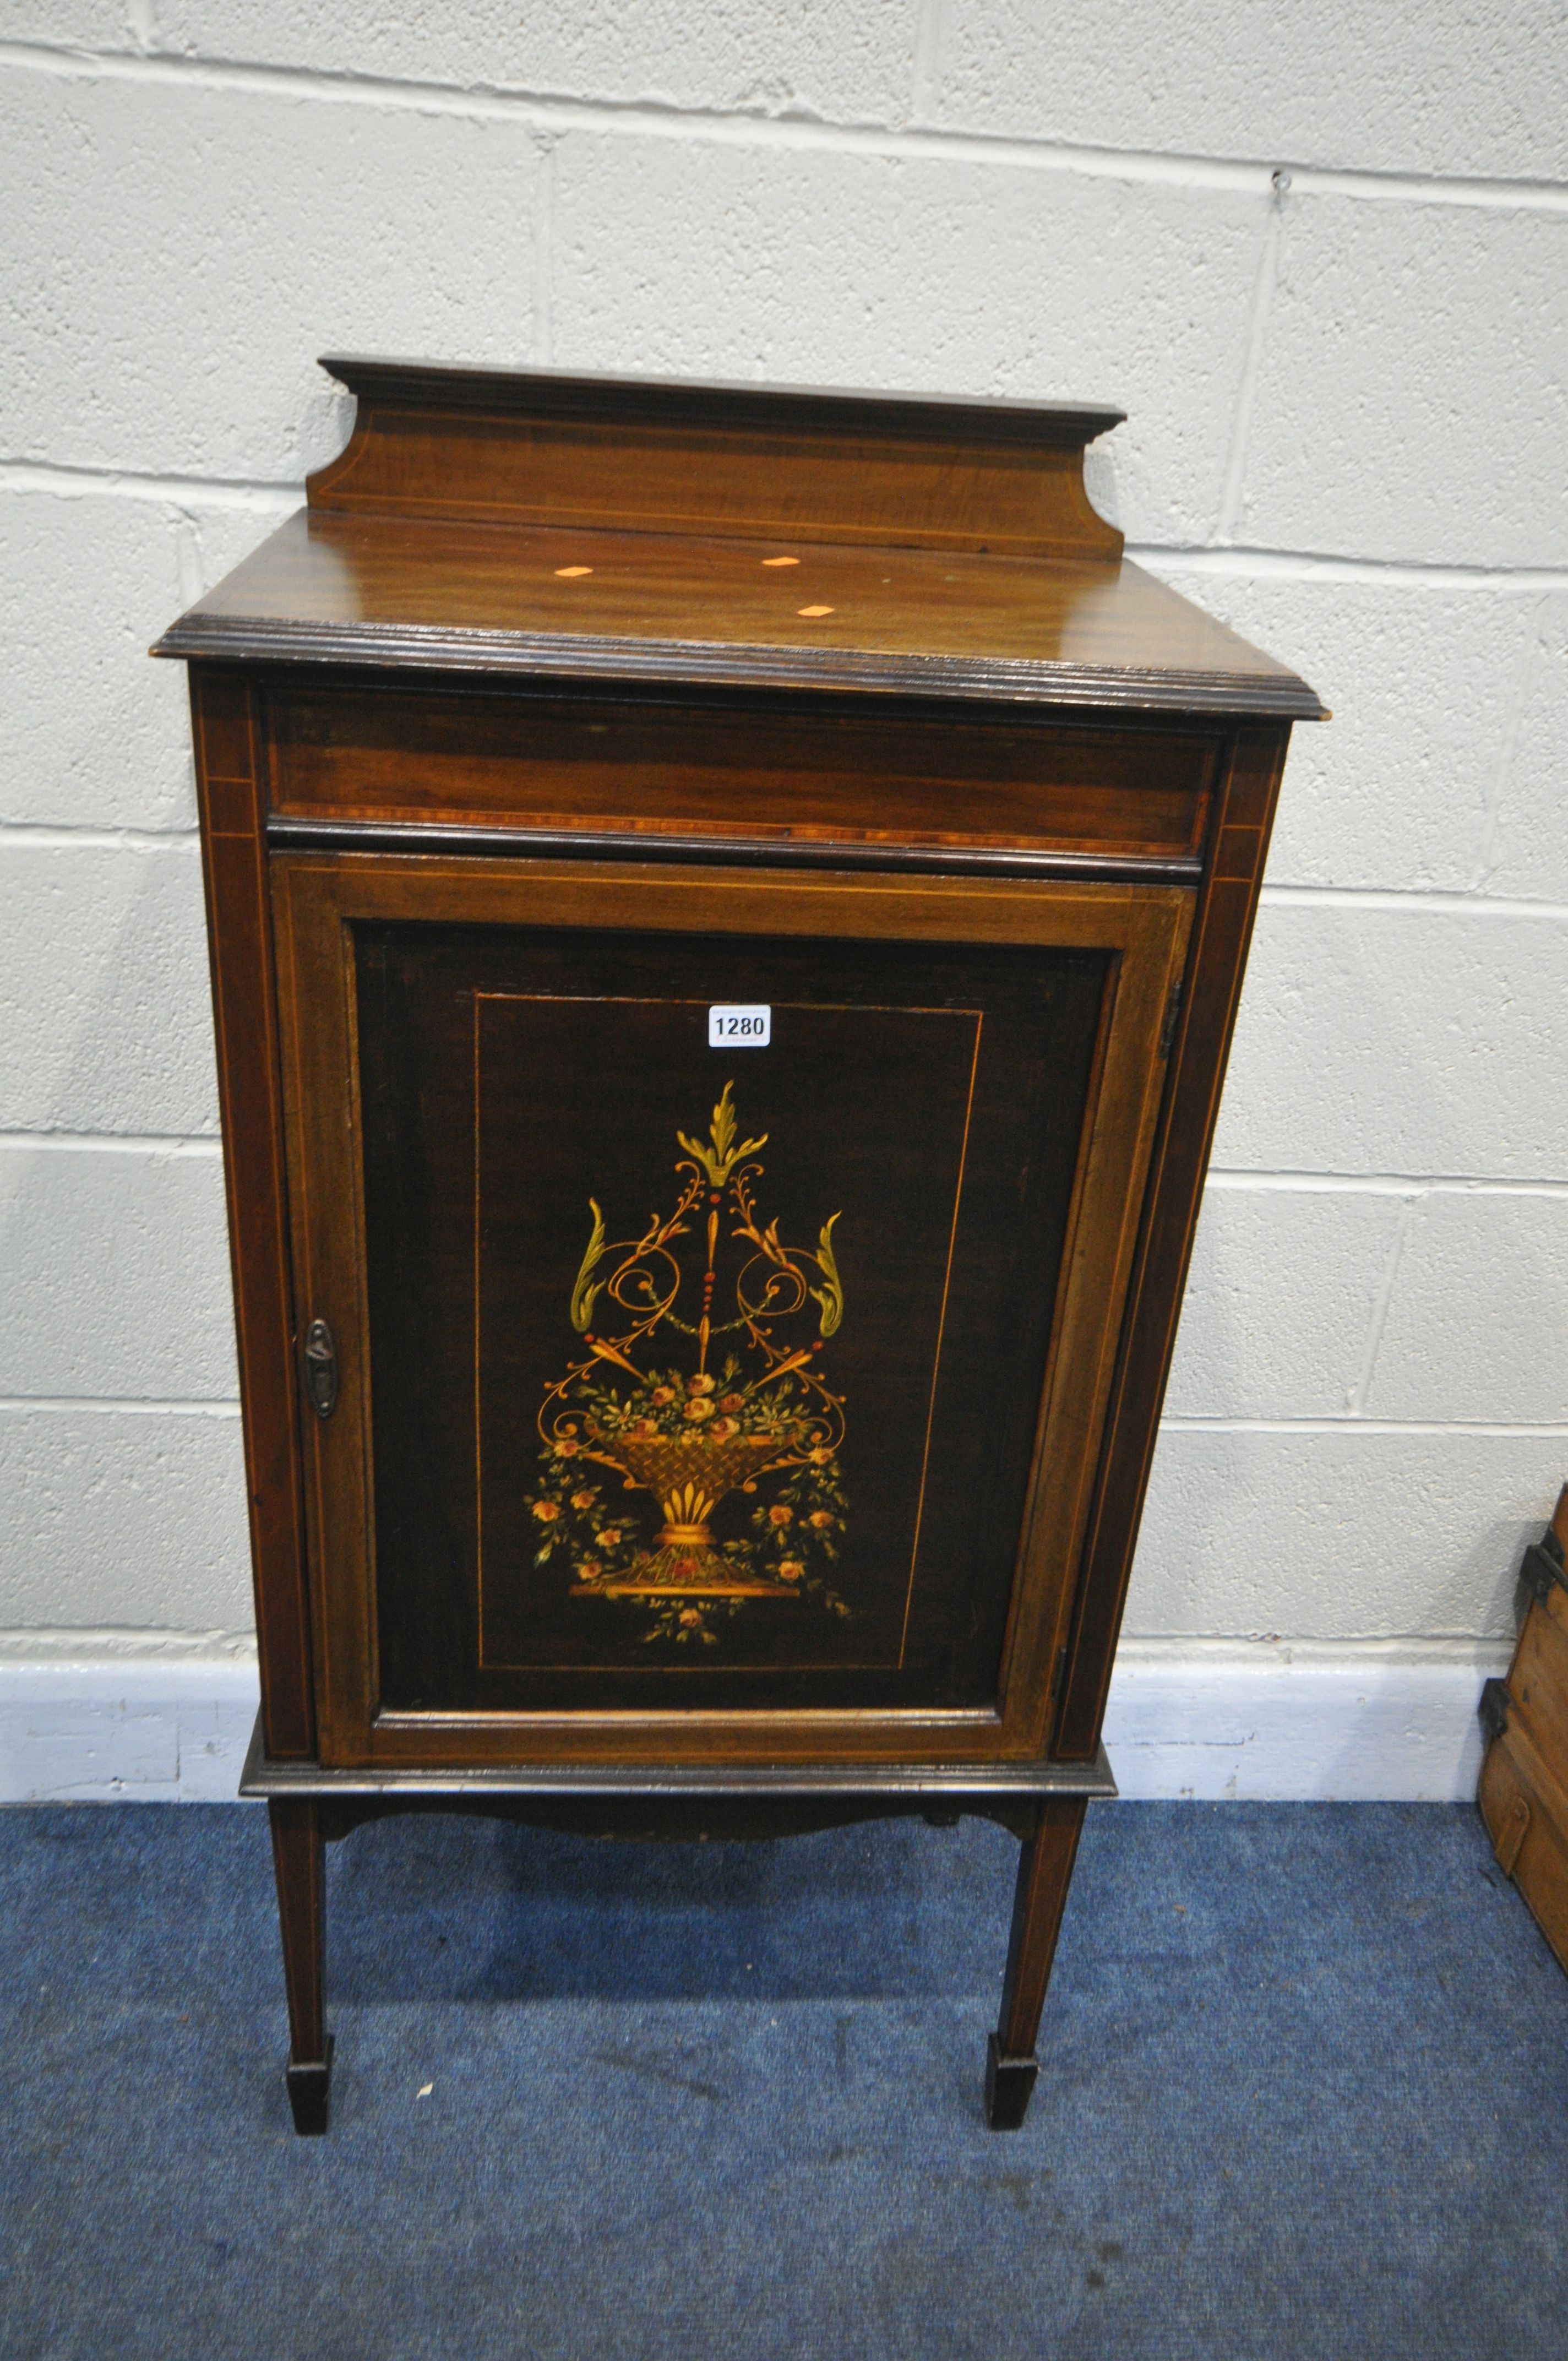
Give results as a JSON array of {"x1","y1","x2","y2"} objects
[
  {"x1": 266, "y1": 683, "x2": 1216, "y2": 868},
  {"x1": 271, "y1": 853, "x2": 1190, "y2": 1769}
]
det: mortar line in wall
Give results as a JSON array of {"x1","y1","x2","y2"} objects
[
  {"x1": 1259, "y1": 884, "x2": 1568, "y2": 918},
  {"x1": 1204, "y1": 1169, "x2": 1568, "y2": 1199},
  {"x1": 0, "y1": 1132, "x2": 220, "y2": 1156},
  {"x1": 1277, "y1": 160, "x2": 1568, "y2": 213},
  {"x1": 8, "y1": 814, "x2": 1568, "y2": 915},
  {"x1": 0, "y1": 825, "x2": 198, "y2": 851},
  {"x1": 1472, "y1": 594, "x2": 1549, "y2": 894},
  {"x1": 0, "y1": 1397, "x2": 241, "y2": 1416},
  {"x1": 1346, "y1": 1193, "x2": 1418, "y2": 1416},
  {"x1": 8, "y1": 1133, "x2": 1564, "y2": 1198},
  {"x1": 0, "y1": 456, "x2": 298, "y2": 510},
  {"x1": 4, "y1": 822, "x2": 1566, "y2": 922},
  {"x1": 1131, "y1": 547, "x2": 1568, "y2": 593},
  {"x1": 168, "y1": 505, "x2": 208, "y2": 611},
  {"x1": 9, "y1": 1399, "x2": 1559, "y2": 1435},
  {"x1": 1213, "y1": 181, "x2": 1285, "y2": 541},
  {"x1": 1159, "y1": 1415, "x2": 1568, "y2": 1437},
  {"x1": 910, "y1": 0, "x2": 949, "y2": 122},
  {"x1": 531, "y1": 133, "x2": 557, "y2": 367},
  {"x1": 0, "y1": 1628, "x2": 1512, "y2": 1662},
  {"x1": 4, "y1": 460, "x2": 1565, "y2": 597},
  {"x1": 0, "y1": 1626, "x2": 258, "y2": 1657},
  {"x1": 3, "y1": 38, "x2": 1567, "y2": 214},
  {"x1": 1112, "y1": 1634, "x2": 1516, "y2": 1657}
]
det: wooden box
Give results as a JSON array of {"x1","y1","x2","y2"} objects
[
  {"x1": 155, "y1": 357, "x2": 1322, "y2": 2132},
  {"x1": 1479, "y1": 1484, "x2": 1568, "y2": 1973}
]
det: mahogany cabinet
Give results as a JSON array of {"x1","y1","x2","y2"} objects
[{"x1": 155, "y1": 357, "x2": 1321, "y2": 2133}]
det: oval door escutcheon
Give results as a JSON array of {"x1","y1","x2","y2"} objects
[{"x1": 303, "y1": 1318, "x2": 338, "y2": 1419}]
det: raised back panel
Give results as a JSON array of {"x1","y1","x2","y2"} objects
[{"x1": 307, "y1": 357, "x2": 1126, "y2": 559}]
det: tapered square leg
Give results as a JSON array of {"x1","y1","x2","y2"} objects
[
  {"x1": 986, "y1": 1794, "x2": 1087, "y2": 2130},
  {"x1": 268, "y1": 1797, "x2": 332, "y2": 2135},
  {"x1": 984, "y1": 2035, "x2": 1039, "y2": 2129},
  {"x1": 285, "y1": 2036, "x2": 335, "y2": 2135}
]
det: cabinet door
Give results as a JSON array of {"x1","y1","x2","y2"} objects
[{"x1": 272, "y1": 855, "x2": 1190, "y2": 1768}]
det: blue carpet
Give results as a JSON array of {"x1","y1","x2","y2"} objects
[{"x1": 2, "y1": 1800, "x2": 1565, "y2": 2360}]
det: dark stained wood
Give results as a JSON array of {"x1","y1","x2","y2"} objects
[
  {"x1": 267, "y1": 1797, "x2": 332, "y2": 2132},
  {"x1": 264, "y1": 679, "x2": 1217, "y2": 866},
  {"x1": 1479, "y1": 1733, "x2": 1568, "y2": 1970},
  {"x1": 155, "y1": 508, "x2": 1321, "y2": 717},
  {"x1": 315, "y1": 353, "x2": 1126, "y2": 438},
  {"x1": 313, "y1": 1792, "x2": 1048, "y2": 1845},
  {"x1": 188, "y1": 670, "x2": 315, "y2": 1759},
  {"x1": 267, "y1": 814, "x2": 1205, "y2": 891},
  {"x1": 241, "y1": 1715, "x2": 1115, "y2": 1803},
  {"x1": 1053, "y1": 724, "x2": 1292, "y2": 1759},
  {"x1": 369, "y1": 930, "x2": 1104, "y2": 1721},
  {"x1": 161, "y1": 355, "x2": 1321, "y2": 2131},
  {"x1": 1478, "y1": 1484, "x2": 1568, "y2": 1976},
  {"x1": 270, "y1": 853, "x2": 1190, "y2": 1772},
  {"x1": 988, "y1": 1794, "x2": 1088, "y2": 2128},
  {"x1": 308, "y1": 355, "x2": 1125, "y2": 560}
]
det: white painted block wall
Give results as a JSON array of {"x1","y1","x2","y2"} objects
[{"x1": 1, "y1": 4, "x2": 1565, "y2": 1800}]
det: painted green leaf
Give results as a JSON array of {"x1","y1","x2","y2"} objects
[
  {"x1": 569, "y1": 1199, "x2": 607, "y2": 1332},
  {"x1": 809, "y1": 1211, "x2": 844, "y2": 1337}
]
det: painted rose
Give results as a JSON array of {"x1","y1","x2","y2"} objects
[
  {"x1": 597, "y1": 1527, "x2": 622, "y2": 1548},
  {"x1": 687, "y1": 1373, "x2": 716, "y2": 1396},
  {"x1": 570, "y1": 1490, "x2": 596, "y2": 1511},
  {"x1": 776, "y1": 1559, "x2": 804, "y2": 1584},
  {"x1": 768, "y1": 1504, "x2": 793, "y2": 1528},
  {"x1": 683, "y1": 1396, "x2": 715, "y2": 1422},
  {"x1": 553, "y1": 1437, "x2": 580, "y2": 1457},
  {"x1": 651, "y1": 1386, "x2": 677, "y2": 1406},
  {"x1": 808, "y1": 1510, "x2": 836, "y2": 1530},
  {"x1": 678, "y1": 1608, "x2": 704, "y2": 1628},
  {"x1": 808, "y1": 1446, "x2": 834, "y2": 1466},
  {"x1": 628, "y1": 1417, "x2": 658, "y2": 1439},
  {"x1": 709, "y1": 1417, "x2": 739, "y2": 1439},
  {"x1": 532, "y1": 1500, "x2": 560, "y2": 1523},
  {"x1": 576, "y1": 1558, "x2": 601, "y2": 1580}
]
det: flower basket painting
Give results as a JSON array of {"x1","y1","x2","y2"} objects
[
  {"x1": 364, "y1": 933, "x2": 1109, "y2": 1709},
  {"x1": 526, "y1": 1084, "x2": 851, "y2": 1647}
]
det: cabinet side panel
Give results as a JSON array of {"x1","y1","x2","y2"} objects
[
  {"x1": 1053, "y1": 723, "x2": 1292, "y2": 1758},
  {"x1": 189, "y1": 667, "x2": 315, "y2": 1756}
]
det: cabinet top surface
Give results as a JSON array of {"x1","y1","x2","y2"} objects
[{"x1": 153, "y1": 357, "x2": 1323, "y2": 721}]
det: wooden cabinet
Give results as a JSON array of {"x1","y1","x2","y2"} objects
[{"x1": 156, "y1": 357, "x2": 1321, "y2": 2133}]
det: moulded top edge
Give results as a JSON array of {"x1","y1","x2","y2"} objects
[
  {"x1": 150, "y1": 509, "x2": 1326, "y2": 721},
  {"x1": 153, "y1": 610, "x2": 1326, "y2": 720},
  {"x1": 315, "y1": 353, "x2": 1129, "y2": 451}
]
